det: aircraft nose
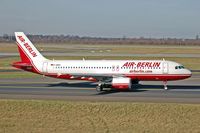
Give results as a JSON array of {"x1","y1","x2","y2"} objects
[{"x1": 186, "y1": 69, "x2": 192, "y2": 77}]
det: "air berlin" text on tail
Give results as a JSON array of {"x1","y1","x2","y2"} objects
[{"x1": 17, "y1": 36, "x2": 37, "y2": 57}]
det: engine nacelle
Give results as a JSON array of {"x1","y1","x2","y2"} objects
[{"x1": 111, "y1": 77, "x2": 131, "y2": 90}]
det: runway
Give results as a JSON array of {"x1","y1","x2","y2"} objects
[{"x1": 0, "y1": 74, "x2": 200, "y2": 104}]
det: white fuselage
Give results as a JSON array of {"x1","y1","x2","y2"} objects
[{"x1": 38, "y1": 60, "x2": 191, "y2": 81}]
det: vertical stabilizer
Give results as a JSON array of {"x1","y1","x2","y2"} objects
[{"x1": 15, "y1": 32, "x2": 46, "y2": 63}]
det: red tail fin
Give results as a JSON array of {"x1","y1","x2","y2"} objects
[{"x1": 17, "y1": 43, "x2": 31, "y2": 63}]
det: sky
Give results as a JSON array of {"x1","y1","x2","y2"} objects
[{"x1": 0, "y1": 0, "x2": 200, "y2": 38}]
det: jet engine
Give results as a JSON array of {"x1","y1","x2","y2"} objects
[
  {"x1": 111, "y1": 77, "x2": 131, "y2": 90},
  {"x1": 96, "y1": 77, "x2": 132, "y2": 91}
]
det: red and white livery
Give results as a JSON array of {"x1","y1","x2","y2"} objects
[{"x1": 12, "y1": 32, "x2": 192, "y2": 91}]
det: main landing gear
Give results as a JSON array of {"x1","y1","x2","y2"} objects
[
  {"x1": 163, "y1": 81, "x2": 168, "y2": 90},
  {"x1": 96, "y1": 84, "x2": 103, "y2": 92},
  {"x1": 96, "y1": 81, "x2": 169, "y2": 92}
]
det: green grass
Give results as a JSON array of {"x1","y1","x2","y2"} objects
[
  {"x1": 0, "y1": 43, "x2": 18, "y2": 52},
  {"x1": 0, "y1": 57, "x2": 19, "y2": 68},
  {"x1": 0, "y1": 72, "x2": 40, "y2": 78},
  {"x1": 1, "y1": 43, "x2": 200, "y2": 54},
  {"x1": 112, "y1": 46, "x2": 200, "y2": 54},
  {"x1": 0, "y1": 100, "x2": 199, "y2": 133}
]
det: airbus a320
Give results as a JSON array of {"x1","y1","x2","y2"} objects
[{"x1": 12, "y1": 32, "x2": 192, "y2": 92}]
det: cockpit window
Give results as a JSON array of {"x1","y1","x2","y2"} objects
[{"x1": 175, "y1": 66, "x2": 185, "y2": 69}]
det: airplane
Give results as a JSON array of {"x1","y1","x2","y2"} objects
[{"x1": 12, "y1": 32, "x2": 192, "y2": 92}]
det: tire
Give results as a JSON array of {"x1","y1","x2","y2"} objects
[
  {"x1": 96, "y1": 85, "x2": 103, "y2": 92},
  {"x1": 131, "y1": 80, "x2": 139, "y2": 84}
]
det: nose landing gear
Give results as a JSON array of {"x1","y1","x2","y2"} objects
[{"x1": 163, "y1": 81, "x2": 168, "y2": 90}]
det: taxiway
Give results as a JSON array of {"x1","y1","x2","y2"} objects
[{"x1": 0, "y1": 74, "x2": 199, "y2": 104}]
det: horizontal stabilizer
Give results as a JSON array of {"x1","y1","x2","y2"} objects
[{"x1": 12, "y1": 62, "x2": 32, "y2": 67}]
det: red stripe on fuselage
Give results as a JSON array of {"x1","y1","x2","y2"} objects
[
  {"x1": 125, "y1": 74, "x2": 191, "y2": 81},
  {"x1": 37, "y1": 73, "x2": 191, "y2": 81}
]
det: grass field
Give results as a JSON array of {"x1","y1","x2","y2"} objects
[
  {"x1": 0, "y1": 100, "x2": 199, "y2": 133},
  {"x1": 1, "y1": 43, "x2": 200, "y2": 54}
]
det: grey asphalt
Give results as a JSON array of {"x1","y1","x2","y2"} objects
[{"x1": 0, "y1": 74, "x2": 199, "y2": 104}]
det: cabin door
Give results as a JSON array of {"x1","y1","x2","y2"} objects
[
  {"x1": 42, "y1": 62, "x2": 48, "y2": 73},
  {"x1": 163, "y1": 62, "x2": 168, "y2": 74}
]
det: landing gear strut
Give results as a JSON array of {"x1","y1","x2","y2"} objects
[
  {"x1": 96, "y1": 84, "x2": 103, "y2": 92},
  {"x1": 163, "y1": 81, "x2": 168, "y2": 90}
]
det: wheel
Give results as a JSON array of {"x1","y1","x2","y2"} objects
[
  {"x1": 131, "y1": 80, "x2": 139, "y2": 84},
  {"x1": 96, "y1": 85, "x2": 103, "y2": 92},
  {"x1": 164, "y1": 85, "x2": 168, "y2": 90},
  {"x1": 163, "y1": 81, "x2": 168, "y2": 90}
]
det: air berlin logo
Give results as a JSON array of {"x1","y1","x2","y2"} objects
[
  {"x1": 18, "y1": 36, "x2": 37, "y2": 57},
  {"x1": 122, "y1": 61, "x2": 161, "y2": 68}
]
